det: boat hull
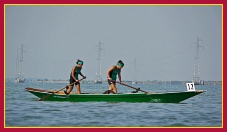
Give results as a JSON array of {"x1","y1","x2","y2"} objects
[{"x1": 25, "y1": 87, "x2": 205, "y2": 103}]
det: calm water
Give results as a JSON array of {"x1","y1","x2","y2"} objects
[{"x1": 5, "y1": 82, "x2": 222, "y2": 127}]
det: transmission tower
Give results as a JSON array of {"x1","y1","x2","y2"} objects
[
  {"x1": 192, "y1": 37, "x2": 204, "y2": 85},
  {"x1": 15, "y1": 44, "x2": 26, "y2": 83},
  {"x1": 132, "y1": 58, "x2": 137, "y2": 84},
  {"x1": 94, "y1": 41, "x2": 104, "y2": 84}
]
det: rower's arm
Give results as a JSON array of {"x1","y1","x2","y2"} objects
[
  {"x1": 107, "y1": 66, "x2": 115, "y2": 79},
  {"x1": 118, "y1": 70, "x2": 122, "y2": 82},
  {"x1": 71, "y1": 66, "x2": 78, "y2": 81}
]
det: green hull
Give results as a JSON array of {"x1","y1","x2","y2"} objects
[{"x1": 25, "y1": 87, "x2": 205, "y2": 103}]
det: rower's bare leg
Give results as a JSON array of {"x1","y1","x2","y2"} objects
[
  {"x1": 76, "y1": 84, "x2": 81, "y2": 94},
  {"x1": 109, "y1": 84, "x2": 117, "y2": 94},
  {"x1": 109, "y1": 85, "x2": 113, "y2": 90},
  {"x1": 67, "y1": 85, "x2": 74, "y2": 94}
]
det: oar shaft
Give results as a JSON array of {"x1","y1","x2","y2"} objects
[
  {"x1": 38, "y1": 77, "x2": 85, "y2": 101},
  {"x1": 122, "y1": 83, "x2": 147, "y2": 93},
  {"x1": 120, "y1": 83, "x2": 137, "y2": 89},
  {"x1": 115, "y1": 81, "x2": 148, "y2": 93}
]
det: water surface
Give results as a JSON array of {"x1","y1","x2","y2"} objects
[{"x1": 5, "y1": 82, "x2": 222, "y2": 127}]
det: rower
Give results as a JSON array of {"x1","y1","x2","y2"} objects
[
  {"x1": 64, "y1": 59, "x2": 86, "y2": 95},
  {"x1": 106, "y1": 60, "x2": 124, "y2": 94}
]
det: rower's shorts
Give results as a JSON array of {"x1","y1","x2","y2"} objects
[
  {"x1": 107, "y1": 79, "x2": 116, "y2": 85},
  {"x1": 69, "y1": 76, "x2": 80, "y2": 86}
]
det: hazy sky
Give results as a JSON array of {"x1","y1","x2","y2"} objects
[{"x1": 6, "y1": 5, "x2": 222, "y2": 81}]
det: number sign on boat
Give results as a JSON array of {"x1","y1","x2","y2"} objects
[{"x1": 186, "y1": 83, "x2": 195, "y2": 91}]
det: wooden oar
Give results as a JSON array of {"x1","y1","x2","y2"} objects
[
  {"x1": 38, "y1": 77, "x2": 86, "y2": 101},
  {"x1": 115, "y1": 81, "x2": 149, "y2": 93}
]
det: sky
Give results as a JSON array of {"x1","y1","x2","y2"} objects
[{"x1": 5, "y1": 5, "x2": 222, "y2": 81}]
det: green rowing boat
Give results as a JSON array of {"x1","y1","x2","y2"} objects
[{"x1": 25, "y1": 87, "x2": 205, "y2": 103}]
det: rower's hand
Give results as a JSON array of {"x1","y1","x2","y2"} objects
[
  {"x1": 119, "y1": 81, "x2": 123, "y2": 84},
  {"x1": 108, "y1": 78, "x2": 112, "y2": 81},
  {"x1": 83, "y1": 76, "x2": 86, "y2": 79}
]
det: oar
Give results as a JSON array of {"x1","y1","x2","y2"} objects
[
  {"x1": 38, "y1": 77, "x2": 86, "y2": 101},
  {"x1": 115, "y1": 81, "x2": 149, "y2": 93}
]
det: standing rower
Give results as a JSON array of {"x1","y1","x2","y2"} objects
[
  {"x1": 106, "y1": 60, "x2": 124, "y2": 94},
  {"x1": 65, "y1": 59, "x2": 86, "y2": 95}
]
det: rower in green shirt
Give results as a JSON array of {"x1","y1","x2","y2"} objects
[
  {"x1": 65, "y1": 59, "x2": 86, "y2": 95},
  {"x1": 106, "y1": 60, "x2": 124, "y2": 94}
]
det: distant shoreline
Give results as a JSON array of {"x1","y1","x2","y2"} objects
[{"x1": 6, "y1": 78, "x2": 222, "y2": 85}]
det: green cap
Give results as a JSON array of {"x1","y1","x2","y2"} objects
[
  {"x1": 78, "y1": 61, "x2": 83, "y2": 65},
  {"x1": 117, "y1": 63, "x2": 124, "y2": 67}
]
